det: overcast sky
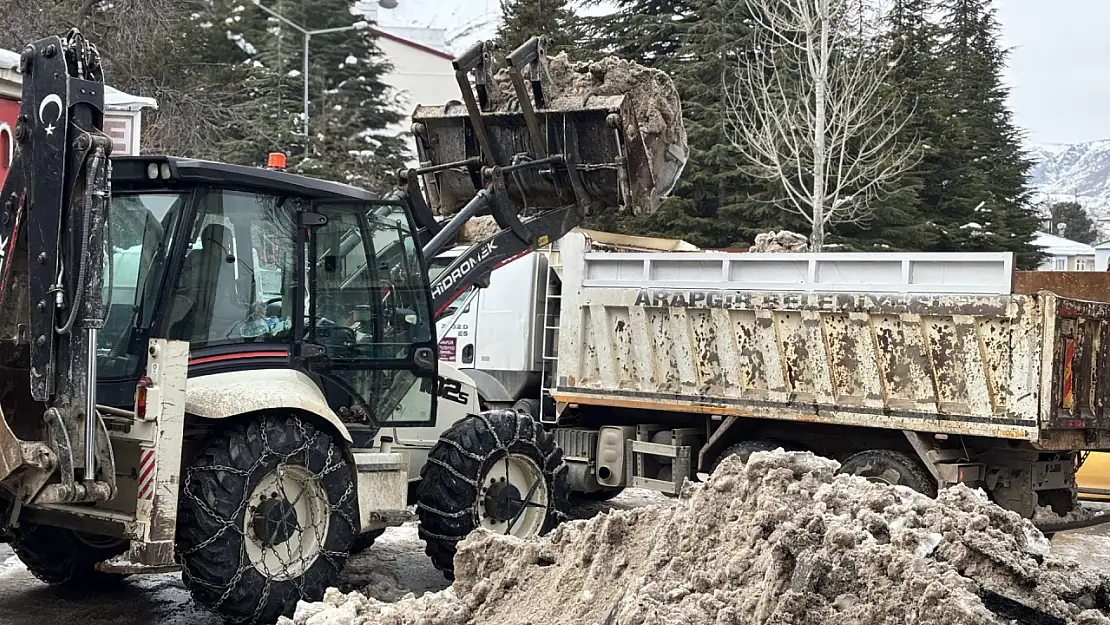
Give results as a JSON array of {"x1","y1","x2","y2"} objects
[{"x1": 997, "y1": 1, "x2": 1110, "y2": 145}]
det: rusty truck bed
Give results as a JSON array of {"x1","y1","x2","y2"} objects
[{"x1": 550, "y1": 234, "x2": 1110, "y2": 449}]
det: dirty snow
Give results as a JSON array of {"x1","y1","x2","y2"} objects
[
  {"x1": 283, "y1": 451, "x2": 1110, "y2": 625},
  {"x1": 750, "y1": 230, "x2": 810, "y2": 252}
]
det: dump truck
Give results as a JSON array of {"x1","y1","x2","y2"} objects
[
  {"x1": 436, "y1": 230, "x2": 1108, "y2": 519},
  {"x1": 0, "y1": 30, "x2": 684, "y2": 623}
]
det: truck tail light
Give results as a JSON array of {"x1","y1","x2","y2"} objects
[{"x1": 135, "y1": 375, "x2": 153, "y2": 420}]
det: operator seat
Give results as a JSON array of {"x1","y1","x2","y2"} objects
[{"x1": 172, "y1": 223, "x2": 246, "y2": 343}]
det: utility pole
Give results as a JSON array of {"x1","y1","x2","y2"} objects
[{"x1": 252, "y1": 1, "x2": 370, "y2": 153}]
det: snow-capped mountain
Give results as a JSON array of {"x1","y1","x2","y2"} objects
[{"x1": 1029, "y1": 140, "x2": 1110, "y2": 224}]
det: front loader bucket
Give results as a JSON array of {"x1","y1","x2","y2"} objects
[{"x1": 410, "y1": 37, "x2": 687, "y2": 218}]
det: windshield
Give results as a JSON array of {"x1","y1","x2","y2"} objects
[{"x1": 98, "y1": 192, "x2": 186, "y2": 378}]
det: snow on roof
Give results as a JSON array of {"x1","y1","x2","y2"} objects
[
  {"x1": 0, "y1": 48, "x2": 19, "y2": 71},
  {"x1": 1034, "y1": 231, "x2": 1096, "y2": 255},
  {"x1": 1095, "y1": 240, "x2": 1110, "y2": 249},
  {"x1": 0, "y1": 47, "x2": 156, "y2": 111}
]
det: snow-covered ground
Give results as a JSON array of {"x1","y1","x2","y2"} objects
[{"x1": 0, "y1": 490, "x2": 1106, "y2": 624}]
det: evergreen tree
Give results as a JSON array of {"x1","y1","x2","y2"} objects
[
  {"x1": 213, "y1": 0, "x2": 410, "y2": 191},
  {"x1": 650, "y1": 0, "x2": 775, "y2": 249},
  {"x1": 1048, "y1": 201, "x2": 1099, "y2": 244},
  {"x1": 926, "y1": 0, "x2": 1043, "y2": 268},
  {"x1": 581, "y1": 0, "x2": 696, "y2": 69},
  {"x1": 583, "y1": 0, "x2": 777, "y2": 249},
  {"x1": 830, "y1": 0, "x2": 941, "y2": 253},
  {"x1": 495, "y1": 0, "x2": 582, "y2": 57}
]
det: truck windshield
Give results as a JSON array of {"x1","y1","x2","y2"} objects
[{"x1": 98, "y1": 192, "x2": 187, "y2": 379}]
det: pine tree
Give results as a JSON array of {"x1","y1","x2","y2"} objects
[
  {"x1": 829, "y1": 0, "x2": 941, "y2": 253},
  {"x1": 927, "y1": 0, "x2": 1043, "y2": 268},
  {"x1": 1048, "y1": 201, "x2": 1099, "y2": 244},
  {"x1": 212, "y1": 0, "x2": 410, "y2": 191},
  {"x1": 495, "y1": 0, "x2": 582, "y2": 57},
  {"x1": 582, "y1": 0, "x2": 697, "y2": 69},
  {"x1": 649, "y1": 0, "x2": 774, "y2": 248},
  {"x1": 581, "y1": 0, "x2": 776, "y2": 249}
]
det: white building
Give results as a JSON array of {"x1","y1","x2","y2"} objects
[
  {"x1": 1094, "y1": 240, "x2": 1110, "y2": 271},
  {"x1": 369, "y1": 26, "x2": 457, "y2": 169},
  {"x1": 1034, "y1": 231, "x2": 1097, "y2": 271}
]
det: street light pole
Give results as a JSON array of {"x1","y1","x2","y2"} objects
[{"x1": 252, "y1": 0, "x2": 369, "y2": 152}]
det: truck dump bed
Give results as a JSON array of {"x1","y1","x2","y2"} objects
[{"x1": 551, "y1": 233, "x2": 1110, "y2": 450}]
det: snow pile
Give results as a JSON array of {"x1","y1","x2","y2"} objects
[
  {"x1": 282, "y1": 451, "x2": 1110, "y2": 625},
  {"x1": 750, "y1": 230, "x2": 810, "y2": 252},
  {"x1": 482, "y1": 52, "x2": 687, "y2": 216}
]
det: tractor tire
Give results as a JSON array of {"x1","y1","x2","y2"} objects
[
  {"x1": 416, "y1": 409, "x2": 570, "y2": 579},
  {"x1": 838, "y1": 449, "x2": 937, "y2": 497},
  {"x1": 348, "y1": 528, "x2": 386, "y2": 556},
  {"x1": 11, "y1": 523, "x2": 128, "y2": 586},
  {"x1": 177, "y1": 412, "x2": 358, "y2": 624},
  {"x1": 573, "y1": 487, "x2": 625, "y2": 502},
  {"x1": 511, "y1": 397, "x2": 541, "y2": 419}
]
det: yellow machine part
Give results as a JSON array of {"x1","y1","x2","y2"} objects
[{"x1": 1077, "y1": 452, "x2": 1110, "y2": 501}]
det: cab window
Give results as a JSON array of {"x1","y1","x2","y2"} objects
[{"x1": 167, "y1": 189, "x2": 299, "y2": 348}]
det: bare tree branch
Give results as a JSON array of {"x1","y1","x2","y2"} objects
[{"x1": 723, "y1": 0, "x2": 922, "y2": 251}]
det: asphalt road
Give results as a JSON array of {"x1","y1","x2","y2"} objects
[{"x1": 0, "y1": 494, "x2": 1106, "y2": 625}]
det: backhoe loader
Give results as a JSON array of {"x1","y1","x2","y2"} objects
[{"x1": 0, "y1": 29, "x2": 685, "y2": 623}]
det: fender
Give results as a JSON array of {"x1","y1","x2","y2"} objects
[
  {"x1": 186, "y1": 369, "x2": 352, "y2": 442},
  {"x1": 461, "y1": 369, "x2": 516, "y2": 404}
]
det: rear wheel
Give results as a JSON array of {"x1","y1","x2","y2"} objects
[
  {"x1": 573, "y1": 487, "x2": 625, "y2": 502},
  {"x1": 11, "y1": 524, "x2": 128, "y2": 586},
  {"x1": 416, "y1": 409, "x2": 570, "y2": 578},
  {"x1": 838, "y1": 449, "x2": 937, "y2": 497},
  {"x1": 348, "y1": 528, "x2": 386, "y2": 556},
  {"x1": 176, "y1": 412, "x2": 358, "y2": 624},
  {"x1": 713, "y1": 439, "x2": 795, "y2": 470}
]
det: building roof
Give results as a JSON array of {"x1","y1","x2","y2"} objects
[
  {"x1": 0, "y1": 47, "x2": 157, "y2": 111},
  {"x1": 1034, "y1": 231, "x2": 1097, "y2": 255},
  {"x1": 372, "y1": 26, "x2": 454, "y2": 60},
  {"x1": 1094, "y1": 240, "x2": 1110, "y2": 249}
]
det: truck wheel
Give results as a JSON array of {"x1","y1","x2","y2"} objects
[
  {"x1": 416, "y1": 409, "x2": 570, "y2": 578},
  {"x1": 348, "y1": 528, "x2": 385, "y2": 556},
  {"x1": 838, "y1": 449, "x2": 937, "y2": 497},
  {"x1": 511, "y1": 397, "x2": 541, "y2": 418},
  {"x1": 713, "y1": 439, "x2": 789, "y2": 470},
  {"x1": 574, "y1": 486, "x2": 625, "y2": 502},
  {"x1": 11, "y1": 524, "x2": 128, "y2": 586},
  {"x1": 177, "y1": 412, "x2": 358, "y2": 624}
]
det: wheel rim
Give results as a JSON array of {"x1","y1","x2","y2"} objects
[
  {"x1": 243, "y1": 464, "x2": 330, "y2": 581},
  {"x1": 477, "y1": 454, "x2": 549, "y2": 538}
]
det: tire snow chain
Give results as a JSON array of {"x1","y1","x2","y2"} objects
[{"x1": 181, "y1": 422, "x2": 354, "y2": 621}]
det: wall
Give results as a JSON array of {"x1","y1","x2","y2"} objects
[
  {"x1": 0, "y1": 98, "x2": 16, "y2": 186},
  {"x1": 375, "y1": 33, "x2": 455, "y2": 168}
]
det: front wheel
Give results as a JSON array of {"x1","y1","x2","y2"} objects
[
  {"x1": 176, "y1": 412, "x2": 359, "y2": 624},
  {"x1": 415, "y1": 409, "x2": 570, "y2": 578},
  {"x1": 11, "y1": 524, "x2": 128, "y2": 586}
]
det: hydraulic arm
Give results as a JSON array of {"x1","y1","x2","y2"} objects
[{"x1": 0, "y1": 30, "x2": 115, "y2": 504}]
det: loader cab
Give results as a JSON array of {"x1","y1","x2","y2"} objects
[{"x1": 96, "y1": 156, "x2": 439, "y2": 434}]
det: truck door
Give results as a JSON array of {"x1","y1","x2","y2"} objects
[{"x1": 299, "y1": 200, "x2": 438, "y2": 431}]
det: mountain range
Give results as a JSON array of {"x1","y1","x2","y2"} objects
[{"x1": 1029, "y1": 141, "x2": 1110, "y2": 221}]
